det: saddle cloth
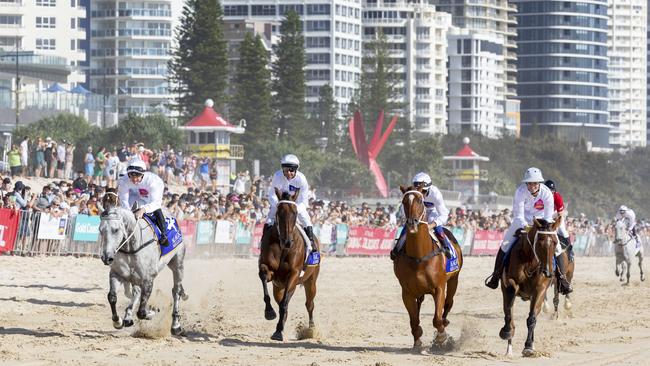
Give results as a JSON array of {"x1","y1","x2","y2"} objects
[
  {"x1": 295, "y1": 225, "x2": 320, "y2": 266},
  {"x1": 143, "y1": 213, "x2": 183, "y2": 257},
  {"x1": 427, "y1": 229, "x2": 459, "y2": 274}
]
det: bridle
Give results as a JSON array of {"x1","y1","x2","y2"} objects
[
  {"x1": 402, "y1": 190, "x2": 426, "y2": 226},
  {"x1": 101, "y1": 209, "x2": 153, "y2": 255},
  {"x1": 614, "y1": 219, "x2": 635, "y2": 247},
  {"x1": 275, "y1": 200, "x2": 298, "y2": 248},
  {"x1": 525, "y1": 227, "x2": 558, "y2": 276}
]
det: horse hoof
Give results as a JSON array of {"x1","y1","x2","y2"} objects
[
  {"x1": 413, "y1": 339, "x2": 422, "y2": 350},
  {"x1": 123, "y1": 318, "x2": 134, "y2": 328},
  {"x1": 434, "y1": 331, "x2": 448, "y2": 345},
  {"x1": 615, "y1": 269, "x2": 620, "y2": 277},
  {"x1": 171, "y1": 326, "x2": 184, "y2": 336},
  {"x1": 522, "y1": 348, "x2": 535, "y2": 357},
  {"x1": 641, "y1": 274, "x2": 646, "y2": 282},
  {"x1": 443, "y1": 318, "x2": 450, "y2": 327},
  {"x1": 564, "y1": 300, "x2": 573, "y2": 311},
  {"x1": 542, "y1": 301, "x2": 550, "y2": 313},
  {"x1": 181, "y1": 293, "x2": 189, "y2": 301},
  {"x1": 271, "y1": 331, "x2": 283, "y2": 341},
  {"x1": 499, "y1": 327, "x2": 512, "y2": 340},
  {"x1": 113, "y1": 317, "x2": 123, "y2": 329},
  {"x1": 265, "y1": 308, "x2": 277, "y2": 321}
]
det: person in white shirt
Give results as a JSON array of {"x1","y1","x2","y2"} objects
[
  {"x1": 616, "y1": 205, "x2": 640, "y2": 247},
  {"x1": 390, "y1": 172, "x2": 452, "y2": 260},
  {"x1": 262, "y1": 154, "x2": 318, "y2": 257},
  {"x1": 117, "y1": 158, "x2": 169, "y2": 246},
  {"x1": 56, "y1": 141, "x2": 66, "y2": 179},
  {"x1": 19, "y1": 137, "x2": 29, "y2": 176},
  {"x1": 485, "y1": 167, "x2": 572, "y2": 294}
]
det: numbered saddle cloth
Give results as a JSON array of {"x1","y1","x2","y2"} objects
[{"x1": 143, "y1": 213, "x2": 183, "y2": 257}]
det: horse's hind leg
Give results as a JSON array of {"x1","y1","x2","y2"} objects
[
  {"x1": 638, "y1": 253, "x2": 645, "y2": 281},
  {"x1": 442, "y1": 274, "x2": 459, "y2": 326},
  {"x1": 552, "y1": 282, "x2": 560, "y2": 320},
  {"x1": 304, "y1": 268, "x2": 319, "y2": 328},
  {"x1": 168, "y1": 251, "x2": 185, "y2": 335},
  {"x1": 402, "y1": 290, "x2": 423, "y2": 349},
  {"x1": 500, "y1": 284, "x2": 516, "y2": 356},
  {"x1": 108, "y1": 271, "x2": 123, "y2": 329},
  {"x1": 136, "y1": 280, "x2": 156, "y2": 320},
  {"x1": 259, "y1": 264, "x2": 276, "y2": 320},
  {"x1": 625, "y1": 260, "x2": 631, "y2": 285}
]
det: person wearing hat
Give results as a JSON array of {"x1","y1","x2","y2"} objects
[
  {"x1": 12, "y1": 181, "x2": 28, "y2": 209},
  {"x1": 484, "y1": 167, "x2": 572, "y2": 295},
  {"x1": 616, "y1": 205, "x2": 641, "y2": 250},
  {"x1": 117, "y1": 158, "x2": 169, "y2": 246}
]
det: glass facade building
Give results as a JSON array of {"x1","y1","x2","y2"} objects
[{"x1": 515, "y1": 0, "x2": 610, "y2": 147}]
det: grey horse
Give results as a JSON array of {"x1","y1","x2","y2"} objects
[
  {"x1": 614, "y1": 219, "x2": 645, "y2": 285},
  {"x1": 99, "y1": 206, "x2": 187, "y2": 335}
]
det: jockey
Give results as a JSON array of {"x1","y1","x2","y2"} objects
[
  {"x1": 390, "y1": 172, "x2": 452, "y2": 260},
  {"x1": 263, "y1": 154, "x2": 319, "y2": 256},
  {"x1": 616, "y1": 205, "x2": 640, "y2": 246},
  {"x1": 117, "y1": 158, "x2": 169, "y2": 247},
  {"x1": 484, "y1": 167, "x2": 572, "y2": 295},
  {"x1": 545, "y1": 180, "x2": 574, "y2": 262}
]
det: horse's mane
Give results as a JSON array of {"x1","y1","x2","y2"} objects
[{"x1": 279, "y1": 191, "x2": 292, "y2": 201}]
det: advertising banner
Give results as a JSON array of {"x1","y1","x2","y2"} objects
[
  {"x1": 336, "y1": 224, "x2": 348, "y2": 245},
  {"x1": 0, "y1": 208, "x2": 20, "y2": 253},
  {"x1": 470, "y1": 229, "x2": 503, "y2": 256},
  {"x1": 214, "y1": 220, "x2": 232, "y2": 244},
  {"x1": 37, "y1": 213, "x2": 68, "y2": 240},
  {"x1": 235, "y1": 222, "x2": 252, "y2": 245},
  {"x1": 178, "y1": 220, "x2": 196, "y2": 251},
  {"x1": 250, "y1": 223, "x2": 264, "y2": 255},
  {"x1": 196, "y1": 220, "x2": 215, "y2": 245},
  {"x1": 345, "y1": 226, "x2": 397, "y2": 255},
  {"x1": 72, "y1": 214, "x2": 101, "y2": 242}
]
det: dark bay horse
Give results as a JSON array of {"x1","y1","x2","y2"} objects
[
  {"x1": 394, "y1": 186, "x2": 463, "y2": 349},
  {"x1": 258, "y1": 188, "x2": 320, "y2": 341},
  {"x1": 543, "y1": 249, "x2": 575, "y2": 319},
  {"x1": 500, "y1": 218, "x2": 561, "y2": 357}
]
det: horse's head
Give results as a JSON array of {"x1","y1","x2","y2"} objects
[
  {"x1": 102, "y1": 188, "x2": 119, "y2": 210},
  {"x1": 99, "y1": 207, "x2": 134, "y2": 265},
  {"x1": 400, "y1": 185, "x2": 426, "y2": 234},
  {"x1": 529, "y1": 218, "x2": 562, "y2": 278},
  {"x1": 614, "y1": 219, "x2": 629, "y2": 245},
  {"x1": 275, "y1": 187, "x2": 298, "y2": 248}
]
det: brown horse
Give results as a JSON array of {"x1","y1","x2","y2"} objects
[
  {"x1": 258, "y1": 188, "x2": 320, "y2": 341},
  {"x1": 394, "y1": 186, "x2": 463, "y2": 349},
  {"x1": 543, "y1": 249, "x2": 575, "y2": 319},
  {"x1": 500, "y1": 218, "x2": 561, "y2": 357}
]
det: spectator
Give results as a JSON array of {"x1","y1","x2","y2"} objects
[
  {"x1": 34, "y1": 137, "x2": 45, "y2": 178},
  {"x1": 0, "y1": 177, "x2": 9, "y2": 198},
  {"x1": 12, "y1": 181, "x2": 28, "y2": 210},
  {"x1": 84, "y1": 146, "x2": 95, "y2": 184},
  {"x1": 48, "y1": 141, "x2": 58, "y2": 178},
  {"x1": 8, "y1": 144, "x2": 21, "y2": 177},
  {"x1": 56, "y1": 140, "x2": 66, "y2": 179},
  {"x1": 104, "y1": 151, "x2": 119, "y2": 188},
  {"x1": 64, "y1": 142, "x2": 75, "y2": 180},
  {"x1": 73, "y1": 171, "x2": 88, "y2": 192},
  {"x1": 43, "y1": 137, "x2": 53, "y2": 178},
  {"x1": 19, "y1": 136, "x2": 29, "y2": 176},
  {"x1": 94, "y1": 147, "x2": 106, "y2": 186}
]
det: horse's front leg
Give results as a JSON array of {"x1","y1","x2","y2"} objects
[
  {"x1": 123, "y1": 285, "x2": 141, "y2": 327},
  {"x1": 522, "y1": 288, "x2": 545, "y2": 357},
  {"x1": 626, "y1": 260, "x2": 631, "y2": 285},
  {"x1": 259, "y1": 264, "x2": 276, "y2": 320},
  {"x1": 500, "y1": 283, "x2": 517, "y2": 357},
  {"x1": 108, "y1": 271, "x2": 123, "y2": 329},
  {"x1": 401, "y1": 289, "x2": 423, "y2": 349},
  {"x1": 271, "y1": 271, "x2": 299, "y2": 341},
  {"x1": 432, "y1": 285, "x2": 448, "y2": 345},
  {"x1": 136, "y1": 280, "x2": 156, "y2": 320},
  {"x1": 638, "y1": 252, "x2": 645, "y2": 281},
  {"x1": 553, "y1": 283, "x2": 560, "y2": 320}
]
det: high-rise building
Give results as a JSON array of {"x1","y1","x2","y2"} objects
[
  {"x1": 222, "y1": 0, "x2": 363, "y2": 116},
  {"x1": 89, "y1": 0, "x2": 174, "y2": 116},
  {"x1": 515, "y1": 0, "x2": 610, "y2": 148},
  {"x1": 648, "y1": 3, "x2": 650, "y2": 144},
  {"x1": 608, "y1": 0, "x2": 647, "y2": 148},
  {"x1": 0, "y1": 0, "x2": 87, "y2": 85},
  {"x1": 430, "y1": 0, "x2": 517, "y2": 98},
  {"x1": 363, "y1": 0, "x2": 451, "y2": 134},
  {"x1": 448, "y1": 29, "x2": 506, "y2": 137}
]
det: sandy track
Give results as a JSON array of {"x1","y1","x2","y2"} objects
[{"x1": 0, "y1": 255, "x2": 648, "y2": 366}]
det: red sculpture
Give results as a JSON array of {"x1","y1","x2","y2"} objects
[{"x1": 349, "y1": 110, "x2": 398, "y2": 198}]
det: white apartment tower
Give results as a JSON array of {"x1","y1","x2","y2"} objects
[
  {"x1": 363, "y1": 0, "x2": 451, "y2": 134},
  {"x1": 89, "y1": 0, "x2": 174, "y2": 115},
  {"x1": 0, "y1": 0, "x2": 87, "y2": 85},
  {"x1": 222, "y1": 0, "x2": 363, "y2": 115},
  {"x1": 608, "y1": 0, "x2": 647, "y2": 148},
  {"x1": 448, "y1": 29, "x2": 506, "y2": 137}
]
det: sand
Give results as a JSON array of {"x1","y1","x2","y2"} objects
[{"x1": 0, "y1": 255, "x2": 648, "y2": 366}]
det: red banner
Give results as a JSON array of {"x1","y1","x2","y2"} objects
[
  {"x1": 178, "y1": 220, "x2": 196, "y2": 254},
  {"x1": 470, "y1": 229, "x2": 503, "y2": 256},
  {"x1": 345, "y1": 226, "x2": 397, "y2": 256},
  {"x1": 250, "y1": 224, "x2": 264, "y2": 255},
  {"x1": 0, "y1": 208, "x2": 20, "y2": 253}
]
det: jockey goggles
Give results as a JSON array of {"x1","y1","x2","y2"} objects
[{"x1": 282, "y1": 165, "x2": 298, "y2": 173}]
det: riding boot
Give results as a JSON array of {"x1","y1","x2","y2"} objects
[
  {"x1": 390, "y1": 227, "x2": 406, "y2": 261},
  {"x1": 152, "y1": 209, "x2": 169, "y2": 247},
  {"x1": 260, "y1": 223, "x2": 273, "y2": 246},
  {"x1": 434, "y1": 226, "x2": 453, "y2": 259},
  {"x1": 567, "y1": 244, "x2": 575, "y2": 263},
  {"x1": 555, "y1": 255, "x2": 573, "y2": 295},
  {"x1": 304, "y1": 226, "x2": 318, "y2": 253},
  {"x1": 485, "y1": 249, "x2": 505, "y2": 289}
]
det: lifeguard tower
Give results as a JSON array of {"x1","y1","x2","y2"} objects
[
  {"x1": 443, "y1": 137, "x2": 489, "y2": 203},
  {"x1": 180, "y1": 99, "x2": 245, "y2": 192}
]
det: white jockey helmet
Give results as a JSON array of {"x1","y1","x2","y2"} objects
[
  {"x1": 521, "y1": 167, "x2": 544, "y2": 183},
  {"x1": 280, "y1": 154, "x2": 300, "y2": 169},
  {"x1": 126, "y1": 159, "x2": 146, "y2": 175},
  {"x1": 412, "y1": 172, "x2": 432, "y2": 188},
  {"x1": 619, "y1": 205, "x2": 628, "y2": 213}
]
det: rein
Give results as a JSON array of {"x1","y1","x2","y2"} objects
[
  {"x1": 402, "y1": 190, "x2": 427, "y2": 224},
  {"x1": 103, "y1": 214, "x2": 152, "y2": 256},
  {"x1": 401, "y1": 190, "x2": 439, "y2": 263},
  {"x1": 524, "y1": 229, "x2": 557, "y2": 276}
]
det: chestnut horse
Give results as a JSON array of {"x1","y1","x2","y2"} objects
[
  {"x1": 500, "y1": 218, "x2": 561, "y2": 357},
  {"x1": 258, "y1": 189, "x2": 320, "y2": 341},
  {"x1": 394, "y1": 186, "x2": 463, "y2": 349}
]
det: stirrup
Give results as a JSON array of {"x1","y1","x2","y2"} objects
[{"x1": 484, "y1": 273, "x2": 499, "y2": 289}]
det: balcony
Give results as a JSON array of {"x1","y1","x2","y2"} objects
[{"x1": 118, "y1": 9, "x2": 172, "y2": 18}]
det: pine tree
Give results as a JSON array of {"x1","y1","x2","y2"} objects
[
  {"x1": 169, "y1": 0, "x2": 228, "y2": 118},
  {"x1": 231, "y1": 32, "x2": 273, "y2": 163},
  {"x1": 272, "y1": 10, "x2": 306, "y2": 142},
  {"x1": 316, "y1": 84, "x2": 339, "y2": 153}
]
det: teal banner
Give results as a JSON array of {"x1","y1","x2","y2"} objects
[
  {"x1": 196, "y1": 221, "x2": 215, "y2": 245},
  {"x1": 235, "y1": 222, "x2": 252, "y2": 245},
  {"x1": 451, "y1": 227, "x2": 465, "y2": 246},
  {"x1": 336, "y1": 224, "x2": 348, "y2": 245},
  {"x1": 72, "y1": 214, "x2": 100, "y2": 242}
]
